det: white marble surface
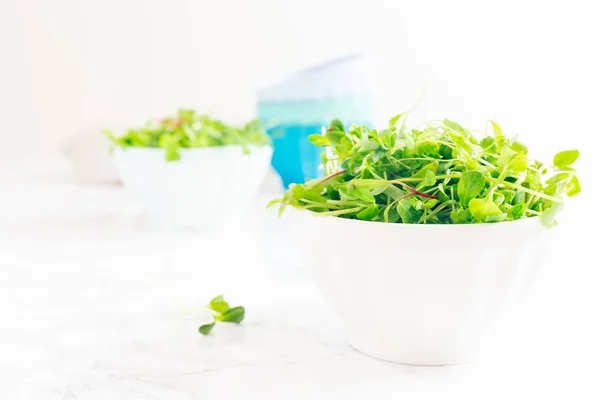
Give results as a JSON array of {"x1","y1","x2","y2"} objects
[{"x1": 1, "y1": 160, "x2": 598, "y2": 399}]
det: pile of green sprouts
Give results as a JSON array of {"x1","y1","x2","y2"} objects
[{"x1": 270, "y1": 112, "x2": 580, "y2": 227}]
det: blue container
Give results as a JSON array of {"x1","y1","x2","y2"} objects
[
  {"x1": 266, "y1": 123, "x2": 323, "y2": 188},
  {"x1": 257, "y1": 54, "x2": 375, "y2": 188}
]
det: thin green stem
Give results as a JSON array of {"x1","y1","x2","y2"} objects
[
  {"x1": 419, "y1": 200, "x2": 453, "y2": 223},
  {"x1": 314, "y1": 206, "x2": 365, "y2": 217},
  {"x1": 389, "y1": 157, "x2": 462, "y2": 162},
  {"x1": 325, "y1": 199, "x2": 363, "y2": 206},
  {"x1": 350, "y1": 174, "x2": 461, "y2": 187},
  {"x1": 500, "y1": 181, "x2": 562, "y2": 203},
  {"x1": 478, "y1": 157, "x2": 499, "y2": 171},
  {"x1": 394, "y1": 174, "x2": 461, "y2": 183},
  {"x1": 526, "y1": 193, "x2": 536, "y2": 209},
  {"x1": 422, "y1": 186, "x2": 440, "y2": 194},
  {"x1": 300, "y1": 200, "x2": 342, "y2": 210}
]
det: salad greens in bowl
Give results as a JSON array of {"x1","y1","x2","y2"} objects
[
  {"x1": 270, "y1": 111, "x2": 579, "y2": 228},
  {"x1": 107, "y1": 109, "x2": 272, "y2": 230},
  {"x1": 271, "y1": 109, "x2": 580, "y2": 365},
  {"x1": 105, "y1": 109, "x2": 271, "y2": 161}
]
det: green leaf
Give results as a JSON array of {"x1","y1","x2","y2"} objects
[
  {"x1": 544, "y1": 184, "x2": 558, "y2": 196},
  {"x1": 199, "y1": 295, "x2": 246, "y2": 335},
  {"x1": 509, "y1": 202, "x2": 526, "y2": 220},
  {"x1": 389, "y1": 113, "x2": 403, "y2": 128},
  {"x1": 329, "y1": 119, "x2": 345, "y2": 132},
  {"x1": 468, "y1": 191, "x2": 504, "y2": 222},
  {"x1": 371, "y1": 185, "x2": 389, "y2": 196},
  {"x1": 308, "y1": 134, "x2": 330, "y2": 147},
  {"x1": 567, "y1": 175, "x2": 581, "y2": 197},
  {"x1": 423, "y1": 198, "x2": 438, "y2": 209},
  {"x1": 359, "y1": 137, "x2": 379, "y2": 152},
  {"x1": 513, "y1": 190, "x2": 526, "y2": 204},
  {"x1": 492, "y1": 191, "x2": 505, "y2": 205},
  {"x1": 382, "y1": 185, "x2": 407, "y2": 200},
  {"x1": 218, "y1": 306, "x2": 245, "y2": 324},
  {"x1": 499, "y1": 190, "x2": 516, "y2": 204},
  {"x1": 159, "y1": 134, "x2": 181, "y2": 162},
  {"x1": 546, "y1": 172, "x2": 570, "y2": 185},
  {"x1": 510, "y1": 153, "x2": 528, "y2": 172},
  {"x1": 198, "y1": 321, "x2": 216, "y2": 335},
  {"x1": 325, "y1": 130, "x2": 345, "y2": 145},
  {"x1": 510, "y1": 141, "x2": 528, "y2": 155},
  {"x1": 208, "y1": 295, "x2": 230, "y2": 314},
  {"x1": 411, "y1": 160, "x2": 439, "y2": 179},
  {"x1": 164, "y1": 149, "x2": 179, "y2": 161},
  {"x1": 540, "y1": 201, "x2": 563, "y2": 228},
  {"x1": 437, "y1": 184, "x2": 450, "y2": 202},
  {"x1": 302, "y1": 191, "x2": 328, "y2": 204},
  {"x1": 356, "y1": 204, "x2": 380, "y2": 220},
  {"x1": 417, "y1": 141, "x2": 440, "y2": 157},
  {"x1": 498, "y1": 149, "x2": 528, "y2": 173},
  {"x1": 490, "y1": 120, "x2": 502, "y2": 136},
  {"x1": 340, "y1": 136, "x2": 353, "y2": 151},
  {"x1": 490, "y1": 120, "x2": 505, "y2": 150},
  {"x1": 422, "y1": 170, "x2": 436, "y2": 187},
  {"x1": 103, "y1": 129, "x2": 128, "y2": 149},
  {"x1": 443, "y1": 119, "x2": 465, "y2": 132},
  {"x1": 383, "y1": 204, "x2": 400, "y2": 223},
  {"x1": 396, "y1": 200, "x2": 422, "y2": 224},
  {"x1": 450, "y1": 208, "x2": 472, "y2": 224},
  {"x1": 349, "y1": 186, "x2": 376, "y2": 203},
  {"x1": 480, "y1": 136, "x2": 497, "y2": 152},
  {"x1": 439, "y1": 144, "x2": 454, "y2": 159},
  {"x1": 553, "y1": 150, "x2": 579, "y2": 168},
  {"x1": 266, "y1": 198, "x2": 282, "y2": 209},
  {"x1": 457, "y1": 171, "x2": 485, "y2": 206},
  {"x1": 485, "y1": 213, "x2": 507, "y2": 223}
]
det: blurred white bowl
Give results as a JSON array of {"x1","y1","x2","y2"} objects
[
  {"x1": 112, "y1": 145, "x2": 272, "y2": 230},
  {"x1": 61, "y1": 131, "x2": 119, "y2": 184},
  {"x1": 285, "y1": 209, "x2": 549, "y2": 365}
]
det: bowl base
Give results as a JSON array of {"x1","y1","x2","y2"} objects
[{"x1": 348, "y1": 336, "x2": 477, "y2": 366}]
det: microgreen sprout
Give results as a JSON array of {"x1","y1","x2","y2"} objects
[
  {"x1": 269, "y1": 110, "x2": 580, "y2": 227},
  {"x1": 198, "y1": 295, "x2": 245, "y2": 335},
  {"x1": 105, "y1": 109, "x2": 270, "y2": 161}
]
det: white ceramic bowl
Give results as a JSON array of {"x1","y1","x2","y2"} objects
[
  {"x1": 112, "y1": 145, "x2": 272, "y2": 230},
  {"x1": 285, "y1": 209, "x2": 549, "y2": 365}
]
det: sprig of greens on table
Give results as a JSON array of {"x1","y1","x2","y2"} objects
[
  {"x1": 198, "y1": 295, "x2": 245, "y2": 335},
  {"x1": 269, "y1": 113, "x2": 580, "y2": 228},
  {"x1": 105, "y1": 109, "x2": 271, "y2": 161}
]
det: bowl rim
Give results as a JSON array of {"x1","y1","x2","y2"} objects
[
  {"x1": 112, "y1": 143, "x2": 272, "y2": 153},
  {"x1": 288, "y1": 207, "x2": 544, "y2": 230}
]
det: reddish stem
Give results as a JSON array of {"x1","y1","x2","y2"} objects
[
  {"x1": 395, "y1": 181, "x2": 439, "y2": 199},
  {"x1": 321, "y1": 169, "x2": 346, "y2": 183},
  {"x1": 321, "y1": 170, "x2": 438, "y2": 200},
  {"x1": 389, "y1": 172, "x2": 439, "y2": 199}
]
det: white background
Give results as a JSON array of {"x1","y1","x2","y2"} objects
[
  {"x1": 1, "y1": 0, "x2": 599, "y2": 162},
  {"x1": 1, "y1": 1, "x2": 599, "y2": 398}
]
